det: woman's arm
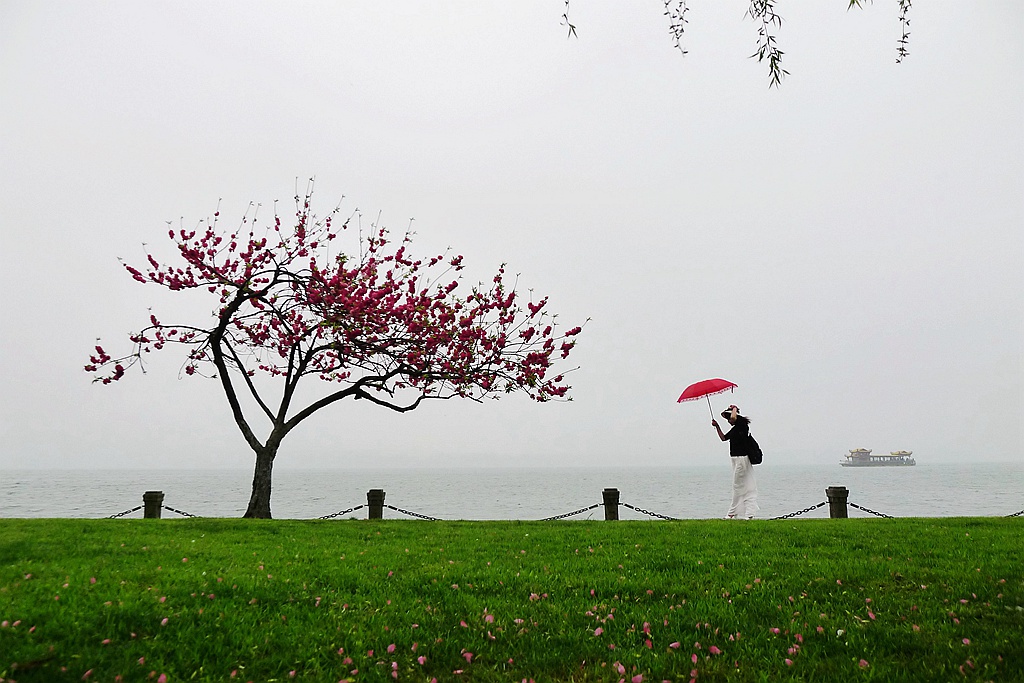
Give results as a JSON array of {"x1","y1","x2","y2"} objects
[{"x1": 711, "y1": 419, "x2": 728, "y2": 442}]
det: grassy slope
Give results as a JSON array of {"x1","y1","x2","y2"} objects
[{"x1": 0, "y1": 518, "x2": 1021, "y2": 682}]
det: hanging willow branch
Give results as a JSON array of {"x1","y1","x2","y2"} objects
[{"x1": 559, "y1": 1, "x2": 913, "y2": 86}]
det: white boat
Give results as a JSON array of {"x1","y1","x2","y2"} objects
[{"x1": 840, "y1": 449, "x2": 916, "y2": 467}]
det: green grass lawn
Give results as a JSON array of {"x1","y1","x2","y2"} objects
[{"x1": 1, "y1": 518, "x2": 1021, "y2": 682}]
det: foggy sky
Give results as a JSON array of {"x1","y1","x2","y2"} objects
[{"x1": 1, "y1": 2, "x2": 1021, "y2": 472}]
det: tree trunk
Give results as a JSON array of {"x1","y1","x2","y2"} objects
[{"x1": 244, "y1": 448, "x2": 276, "y2": 518}]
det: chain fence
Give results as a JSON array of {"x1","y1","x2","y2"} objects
[
  {"x1": 107, "y1": 505, "x2": 143, "y2": 519},
  {"x1": 848, "y1": 502, "x2": 894, "y2": 519},
  {"x1": 768, "y1": 501, "x2": 827, "y2": 521},
  {"x1": 102, "y1": 498, "x2": 1022, "y2": 521},
  {"x1": 383, "y1": 504, "x2": 440, "y2": 521},
  {"x1": 621, "y1": 502, "x2": 679, "y2": 521},
  {"x1": 162, "y1": 505, "x2": 199, "y2": 518},
  {"x1": 318, "y1": 504, "x2": 365, "y2": 520},
  {"x1": 538, "y1": 503, "x2": 600, "y2": 521}
]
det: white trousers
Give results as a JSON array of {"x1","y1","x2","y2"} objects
[{"x1": 727, "y1": 456, "x2": 759, "y2": 518}]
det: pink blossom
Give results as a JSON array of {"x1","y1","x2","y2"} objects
[
  {"x1": 669, "y1": 642, "x2": 680, "y2": 649},
  {"x1": 417, "y1": 656, "x2": 426, "y2": 665},
  {"x1": 594, "y1": 627, "x2": 604, "y2": 636},
  {"x1": 387, "y1": 644, "x2": 395, "y2": 653},
  {"x1": 632, "y1": 676, "x2": 643, "y2": 683},
  {"x1": 709, "y1": 645, "x2": 722, "y2": 655},
  {"x1": 463, "y1": 652, "x2": 473, "y2": 663},
  {"x1": 859, "y1": 659, "x2": 870, "y2": 669},
  {"x1": 785, "y1": 659, "x2": 793, "y2": 666}
]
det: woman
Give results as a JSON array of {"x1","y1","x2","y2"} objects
[{"x1": 711, "y1": 404, "x2": 759, "y2": 519}]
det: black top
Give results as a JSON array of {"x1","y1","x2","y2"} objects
[{"x1": 724, "y1": 420, "x2": 750, "y2": 457}]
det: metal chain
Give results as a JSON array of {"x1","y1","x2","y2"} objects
[
  {"x1": 318, "y1": 504, "x2": 366, "y2": 520},
  {"x1": 383, "y1": 504, "x2": 440, "y2": 521},
  {"x1": 621, "y1": 502, "x2": 679, "y2": 521},
  {"x1": 1007, "y1": 509, "x2": 1024, "y2": 518},
  {"x1": 849, "y1": 502, "x2": 894, "y2": 519},
  {"x1": 538, "y1": 503, "x2": 600, "y2": 521},
  {"x1": 768, "y1": 501, "x2": 827, "y2": 521},
  {"x1": 162, "y1": 505, "x2": 199, "y2": 518},
  {"x1": 108, "y1": 505, "x2": 144, "y2": 519}
]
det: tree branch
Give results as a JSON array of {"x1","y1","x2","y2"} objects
[
  {"x1": 221, "y1": 337, "x2": 276, "y2": 424},
  {"x1": 210, "y1": 297, "x2": 267, "y2": 454}
]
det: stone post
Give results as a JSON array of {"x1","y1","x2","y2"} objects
[
  {"x1": 826, "y1": 486, "x2": 849, "y2": 519},
  {"x1": 602, "y1": 488, "x2": 620, "y2": 521},
  {"x1": 143, "y1": 491, "x2": 164, "y2": 519},
  {"x1": 367, "y1": 489, "x2": 386, "y2": 520}
]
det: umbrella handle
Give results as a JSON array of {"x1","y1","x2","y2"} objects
[{"x1": 706, "y1": 395, "x2": 714, "y2": 420}]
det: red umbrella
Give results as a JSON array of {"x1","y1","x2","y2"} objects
[{"x1": 677, "y1": 378, "x2": 737, "y2": 418}]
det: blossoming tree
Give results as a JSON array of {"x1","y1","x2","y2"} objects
[{"x1": 87, "y1": 188, "x2": 584, "y2": 518}]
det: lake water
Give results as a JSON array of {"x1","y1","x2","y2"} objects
[{"x1": 2, "y1": 463, "x2": 1021, "y2": 520}]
